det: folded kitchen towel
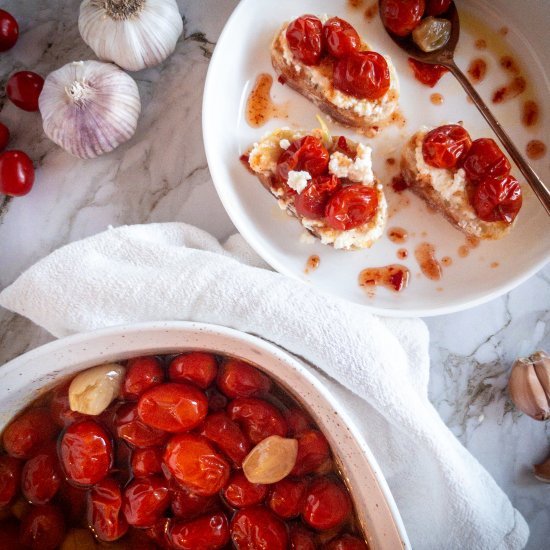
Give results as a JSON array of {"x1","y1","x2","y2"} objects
[{"x1": 0, "y1": 222, "x2": 528, "y2": 550}]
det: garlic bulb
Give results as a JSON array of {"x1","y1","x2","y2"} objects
[
  {"x1": 508, "y1": 351, "x2": 550, "y2": 421},
  {"x1": 39, "y1": 60, "x2": 141, "y2": 159},
  {"x1": 79, "y1": 0, "x2": 183, "y2": 72}
]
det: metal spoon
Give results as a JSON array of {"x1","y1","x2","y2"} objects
[{"x1": 380, "y1": 0, "x2": 550, "y2": 215}]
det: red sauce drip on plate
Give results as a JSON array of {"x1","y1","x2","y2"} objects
[
  {"x1": 441, "y1": 256, "x2": 452, "y2": 267},
  {"x1": 500, "y1": 55, "x2": 520, "y2": 75},
  {"x1": 414, "y1": 242, "x2": 442, "y2": 281},
  {"x1": 430, "y1": 93, "x2": 444, "y2": 105},
  {"x1": 526, "y1": 140, "x2": 546, "y2": 160},
  {"x1": 474, "y1": 38, "x2": 487, "y2": 50},
  {"x1": 364, "y1": 2, "x2": 378, "y2": 20},
  {"x1": 397, "y1": 248, "x2": 408, "y2": 260},
  {"x1": 305, "y1": 255, "x2": 320, "y2": 274},
  {"x1": 387, "y1": 227, "x2": 408, "y2": 244},
  {"x1": 467, "y1": 58, "x2": 487, "y2": 84},
  {"x1": 408, "y1": 58, "x2": 448, "y2": 88},
  {"x1": 246, "y1": 73, "x2": 288, "y2": 128},
  {"x1": 359, "y1": 265, "x2": 410, "y2": 293},
  {"x1": 492, "y1": 76, "x2": 526, "y2": 104},
  {"x1": 522, "y1": 100, "x2": 539, "y2": 127},
  {"x1": 391, "y1": 175, "x2": 408, "y2": 193}
]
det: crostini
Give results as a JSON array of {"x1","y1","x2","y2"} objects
[
  {"x1": 400, "y1": 124, "x2": 522, "y2": 239},
  {"x1": 272, "y1": 15, "x2": 399, "y2": 135},
  {"x1": 244, "y1": 126, "x2": 387, "y2": 250}
]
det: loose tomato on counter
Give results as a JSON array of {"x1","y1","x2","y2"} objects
[
  {"x1": 0, "y1": 150, "x2": 35, "y2": 197},
  {"x1": 6, "y1": 71, "x2": 44, "y2": 112},
  {"x1": 0, "y1": 9, "x2": 18, "y2": 52},
  {"x1": 0, "y1": 123, "x2": 10, "y2": 151}
]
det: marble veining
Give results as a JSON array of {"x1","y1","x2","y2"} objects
[{"x1": 0, "y1": 1, "x2": 548, "y2": 548}]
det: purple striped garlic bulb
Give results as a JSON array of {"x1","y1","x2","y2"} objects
[{"x1": 39, "y1": 60, "x2": 141, "y2": 159}]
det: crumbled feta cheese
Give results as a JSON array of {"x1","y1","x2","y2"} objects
[
  {"x1": 287, "y1": 170, "x2": 311, "y2": 194},
  {"x1": 279, "y1": 139, "x2": 291, "y2": 150},
  {"x1": 329, "y1": 144, "x2": 374, "y2": 183}
]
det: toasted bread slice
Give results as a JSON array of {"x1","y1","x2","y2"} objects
[
  {"x1": 400, "y1": 128, "x2": 513, "y2": 240},
  {"x1": 271, "y1": 18, "x2": 399, "y2": 136},
  {"x1": 246, "y1": 127, "x2": 387, "y2": 250}
]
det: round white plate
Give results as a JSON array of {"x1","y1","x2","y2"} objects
[{"x1": 203, "y1": 0, "x2": 550, "y2": 316}]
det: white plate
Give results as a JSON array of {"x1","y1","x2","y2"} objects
[{"x1": 203, "y1": 0, "x2": 550, "y2": 316}]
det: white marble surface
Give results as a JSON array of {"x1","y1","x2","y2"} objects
[{"x1": 0, "y1": 0, "x2": 548, "y2": 548}]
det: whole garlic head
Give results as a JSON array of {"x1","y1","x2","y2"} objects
[
  {"x1": 79, "y1": 0, "x2": 183, "y2": 72},
  {"x1": 39, "y1": 60, "x2": 141, "y2": 159},
  {"x1": 508, "y1": 351, "x2": 550, "y2": 421}
]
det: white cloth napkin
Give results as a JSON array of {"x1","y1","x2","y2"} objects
[{"x1": 0, "y1": 222, "x2": 528, "y2": 550}]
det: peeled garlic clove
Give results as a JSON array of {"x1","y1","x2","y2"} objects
[
  {"x1": 534, "y1": 454, "x2": 550, "y2": 483},
  {"x1": 79, "y1": 0, "x2": 183, "y2": 72},
  {"x1": 412, "y1": 17, "x2": 451, "y2": 52},
  {"x1": 508, "y1": 354, "x2": 550, "y2": 421},
  {"x1": 39, "y1": 60, "x2": 141, "y2": 159},
  {"x1": 243, "y1": 435, "x2": 298, "y2": 484},
  {"x1": 69, "y1": 363, "x2": 125, "y2": 416}
]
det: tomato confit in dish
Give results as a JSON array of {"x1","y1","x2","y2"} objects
[{"x1": 0, "y1": 352, "x2": 368, "y2": 549}]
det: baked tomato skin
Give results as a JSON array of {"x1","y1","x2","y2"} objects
[
  {"x1": 276, "y1": 136, "x2": 329, "y2": 184},
  {"x1": 380, "y1": 0, "x2": 426, "y2": 37},
  {"x1": 462, "y1": 138, "x2": 511, "y2": 184},
  {"x1": 422, "y1": 124, "x2": 472, "y2": 169},
  {"x1": 472, "y1": 174, "x2": 522, "y2": 223},
  {"x1": 322, "y1": 17, "x2": 360, "y2": 58},
  {"x1": 286, "y1": 15, "x2": 323, "y2": 66},
  {"x1": 325, "y1": 184, "x2": 379, "y2": 231}
]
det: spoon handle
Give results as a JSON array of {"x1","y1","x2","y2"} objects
[{"x1": 447, "y1": 62, "x2": 550, "y2": 216}]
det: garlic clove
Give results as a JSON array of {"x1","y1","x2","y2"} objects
[
  {"x1": 534, "y1": 454, "x2": 550, "y2": 483},
  {"x1": 242, "y1": 435, "x2": 299, "y2": 485},
  {"x1": 508, "y1": 354, "x2": 550, "y2": 421},
  {"x1": 69, "y1": 363, "x2": 125, "y2": 416},
  {"x1": 532, "y1": 351, "x2": 550, "y2": 401}
]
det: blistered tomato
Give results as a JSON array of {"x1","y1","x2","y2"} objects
[
  {"x1": 115, "y1": 403, "x2": 169, "y2": 448},
  {"x1": 131, "y1": 447, "x2": 163, "y2": 477},
  {"x1": 322, "y1": 17, "x2": 360, "y2": 58},
  {"x1": 268, "y1": 477, "x2": 308, "y2": 518},
  {"x1": 422, "y1": 124, "x2": 472, "y2": 169},
  {"x1": 294, "y1": 175, "x2": 340, "y2": 219},
  {"x1": 276, "y1": 135, "x2": 329, "y2": 183},
  {"x1": 222, "y1": 471, "x2": 268, "y2": 508},
  {"x1": 122, "y1": 356, "x2": 164, "y2": 400},
  {"x1": 472, "y1": 174, "x2": 522, "y2": 223},
  {"x1": 462, "y1": 138, "x2": 511, "y2": 184},
  {"x1": 217, "y1": 358, "x2": 271, "y2": 398},
  {"x1": 228, "y1": 397, "x2": 287, "y2": 444},
  {"x1": 231, "y1": 506, "x2": 288, "y2": 550},
  {"x1": 291, "y1": 430, "x2": 331, "y2": 476},
  {"x1": 169, "y1": 512, "x2": 230, "y2": 550},
  {"x1": 0, "y1": 456, "x2": 22, "y2": 507},
  {"x1": 88, "y1": 477, "x2": 128, "y2": 541},
  {"x1": 49, "y1": 382, "x2": 87, "y2": 427},
  {"x1": 325, "y1": 184, "x2": 379, "y2": 231},
  {"x1": 286, "y1": 15, "x2": 323, "y2": 66},
  {"x1": 122, "y1": 476, "x2": 171, "y2": 528},
  {"x1": 408, "y1": 58, "x2": 448, "y2": 87},
  {"x1": 426, "y1": 0, "x2": 452, "y2": 16},
  {"x1": 19, "y1": 504, "x2": 65, "y2": 550},
  {"x1": 171, "y1": 484, "x2": 220, "y2": 520},
  {"x1": 285, "y1": 408, "x2": 314, "y2": 436},
  {"x1": 168, "y1": 352, "x2": 218, "y2": 389},
  {"x1": 325, "y1": 534, "x2": 369, "y2": 550},
  {"x1": 21, "y1": 442, "x2": 61, "y2": 505},
  {"x1": 380, "y1": 0, "x2": 426, "y2": 36},
  {"x1": 289, "y1": 525, "x2": 317, "y2": 550},
  {"x1": 302, "y1": 478, "x2": 352, "y2": 530}
]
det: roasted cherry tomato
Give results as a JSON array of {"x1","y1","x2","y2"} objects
[
  {"x1": 2, "y1": 408, "x2": 57, "y2": 459},
  {"x1": 138, "y1": 382, "x2": 208, "y2": 433},
  {"x1": 285, "y1": 408, "x2": 314, "y2": 437},
  {"x1": 49, "y1": 382, "x2": 87, "y2": 427},
  {"x1": 333, "y1": 51, "x2": 390, "y2": 100},
  {"x1": 231, "y1": 506, "x2": 288, "y2": 550},
  {"x1": 88, "y1": 477, "x2": 128, "y2": 542},
  {"x1": 0, "y1": 122, "x2": 10, "y2": 151},
  {"x1": 0, "y1": 10, "x2": 18, "y2": 52},
  {"x1": 0, "y1": 456, "x2": 22, "y2": 507},
  {"x1": 223, "y1": 471, "x2": 268, "y2": 509},
  {"x1": 19, "y1": 504, "x2": 65, "y2": 550},
  {"x1": 200, "y1": 411, "x2": 251, "y2": 467},
  {"x1": 462, "y1": 138, "x2": 511, "y2": 184},
  {"x1": 379, "y1": 0, "x2": 426, "y2": 36},
  {"x1": 294, "y1": 175, "x2": 340, "y2": 219},
  {"x1": 268, "y1": 477, "x2": 307, "y2": 519},
  {"x1": 168, "y1": 352, "x2": 218, "y2": 389},
  {"x1": 325, "y1": 534, "x2": 369, "y2": 550},
  {"x1": 0, "y1": 150, "x2": 35, "y2": 197},
  {"x1": 302, "y1": 478, "x2": 351, "y2": 530},
  {"x1": 325, "y1": 184, "x2": 379, "y2": 231},
  {"x1": 163, "y1": 434, "x2": 230, "y2": 496},
  {"x1": 171, "y1": 484, "x2": 220, "y2": 520},
  {"x1": 422, "y1": 124, "x2": 472, "y2": 169},
  {"x1": 472, "y1": 174, "x2": 522, "y2": 223},
  {"x1": 59, "y1": 420, "x2": 113, "y2": 486},
  {"x1": 286, "y1": 15, "x2": 323, "y2": 66},
  {"x1": 289, "y1": 525, "x2": 317, "y2": 550},
  {"x1": 408, "y1": 58, "x2": 448, "y2": 87},
  {"x1": 6, "y1": 71, "x2": 44, "y2": 112},
  {"x1": 217, "y1": 358, "x2": 271, "y2": 398},
  {"x1": 426, "y1": 0, "x2": 452, "y2": 16},
  {"x1": 21, "y1": 442, "x2": 61, "y2": 505},
  {"x1": 322, "y1": 17, "x2": 360, "y2": 58},
  {"x1": 131, "y1": 447, "x2": 163, "y2": 477},
  {"x1": 146, "y1": 518, "x2": 173, "y2": 549},
  {"x1": 115, "y1": 403, "x2": 169, "y2": 449},
  {"x1": 169, "y1": 512, "x2": 230, "y2": 550},
  {"x1": 122, "y1": 356, "x2": 164, "y2": 400},
  {"x1": 291, "y1": 430, "x2": 331, "y2": 476},
  {"x1": 276, "y1": 136, "x2": 330, "y2": 184},
  {"x1": 122, "y1": 476, "x2": 171, "y2": 528},
  {"x1": 206, "y1": 388, "x2": 228, "y2": 412},
  {"x1": 228, "y1": 398, "x2": 287, "y2": 444}
]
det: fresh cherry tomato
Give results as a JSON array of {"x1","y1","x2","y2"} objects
[
  {"x1": 19, "y1": 504, "x2": 65, "y2": 550},
  {"x1": 21, "y1": 442, "x2": 61, "y2": 505},
  {"x1": 472, "y1": 174, "x2": 522, "y2": 223},
  {"x1": 56, "y1": 481, "x2": 87, "y2": 525},
  {"x1": 302, "y1": 478, "x2": 351, "y2": 530},
  {"x1": 0, "y1": 456, "x2": 22, "y2": 507},
  {"x1": 217, "y1": 358, "x2": 271, "y2": 398},
  {"x1": 0, "y1": 10, "x2": 18, "y2": 52},
  {"x1": 286, "y1": 15, "x2": 323, "y2": 66},
  {"x1": 168, "y1": 352, "x2": 218, "y2": 389},
  {"x1": 276, "y1": 136, "x2": 329, "y2": 183},
  {"x1": 325, "y1": 184, "x2": 379, "y2": 231},
  {"x1": 268, "y1": 477, "x2": 307, "y2": 518},
  {"x1": 59, "y1": 420, "x2": 113, "y2": 486},
  {"x1": 228, "y1": 398, "x2": 287, "y2": 444},
  {"x1": 122, "y1": 475, "x2": 171, "y2": 528},
  {"x1": 171, "y1": 484, "x2": 220, "y2": 520},
  {"x1": 289, "y1": 525, "x2": 317, "y2": 550},
  {"x1": 115, "y1": 403, "x2": 169, "y2": 448},
  {"x1": 169, "y1": 512, "x2": 230, "y2": 550},
  {"x1": 285, "y1": 408, "x2": 314, "y2": 437},
  {"x1": 6, "y1": 71, "x2": 44, "y2": 112},
  {"x1": 0, "y1": 520, "x2": 26, "y2": 550},
  {"x1": 49, "y1": 382, "x2": 87, "y2": 427},
  {"x1": 408, "y1": 58, "x2": 448, "y2": 87},
  {"x1": 2, "y1": 408, "x2": 57, "y2": 459},
  {"x1": 0, "y1": 150, "x2": 35, "y2": 197},
  {"x1": 325, "y1": 534, "x2": 369, "y2": 550},
  {"x1": 88, "y1": 477, "x2": 128, "y2": 542},
  {"x1": 322, "y1": 17, "x2": 360, "y2": 58},
  {"x1": 294, "y1": 175, "x2": 340, "y2": 219},
  {"x1": 462, "y1": 138, "x2": 511, "y2": 184},
  {"x1": 231, "y1": 506, "x2": 288, "y2": 550},
  {"x1": 131, "y1": 447, "x2": 163, "y2": 477},
  {"x1": 291, "y1": 430, "x2": 331, "y2": 476},
  {"x1": 426, "y1": 0, "x2": 452, "y2": 16},
  {"x1": 0, "y1": 122, "x2": 10, "y2": 151},
  {"x1": 138, "y1": 382, "x2": 208, "y2": 433},
  {"x1": 379, "y1": 0, "x2": 426, "y2": 36},
  {"x1": 333, "y1": 51, "x2": 390, "y2": 100},
  {"x1": 200, "y1": 411, "x2": 251, "y2": 467},
  {"x1": 163, "y1": 433, "x2": 230, "y2": 496},
  {"x1": 206, "y1": 388, "x2": 228, "y2": 412},
  {"x1": 122, "y1": 356, "x2": 164, "y2": 400},
  {"x1": 422, "y1": 124, "x2": 472, "y2": 169},
  {"x1": 222, "y1": 471, "x2": 268, "y2": 509}
]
